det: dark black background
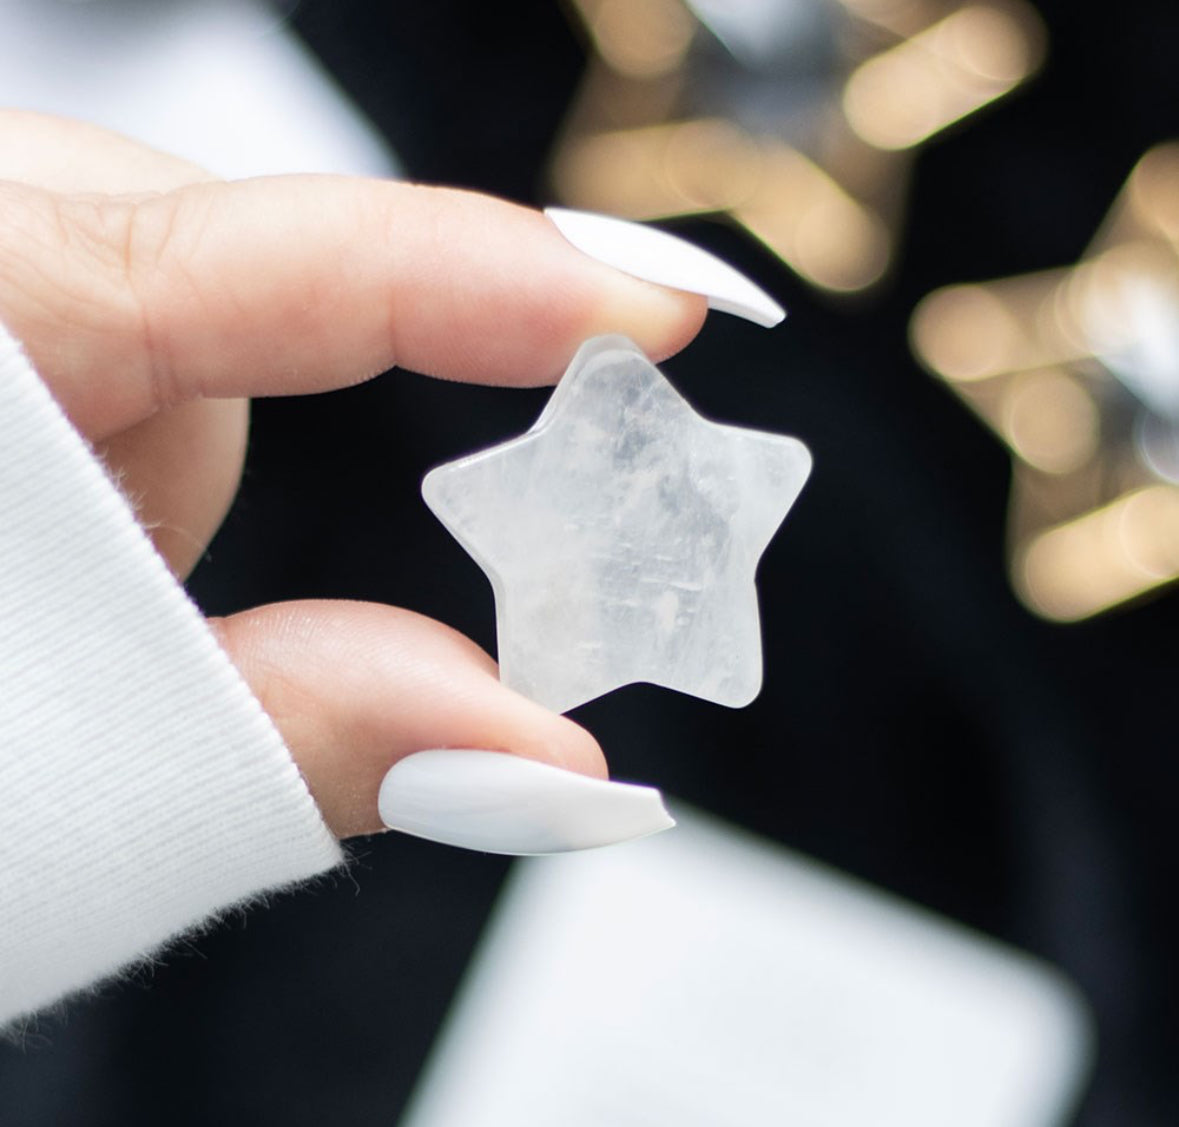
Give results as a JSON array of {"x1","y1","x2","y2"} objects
[{"x1": 3, "y1": 1, "x2": 1179, "y2": 1123}]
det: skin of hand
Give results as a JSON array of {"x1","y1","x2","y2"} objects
[{"x1": 0, "y1": 110, "x2": 707, "y2": 838}]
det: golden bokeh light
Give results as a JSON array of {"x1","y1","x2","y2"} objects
[
  {"x1": 843, "y1": 4, "x2": 1044, "y2": 151},
  {"x1": 839, "y1": 0, "x2": 942, "y2": 35},
  {"x1": 733, "y1": 143, "x2": 891, "y2": 292},
  {"x1": 552, "y1": 0, "x2": 1046, "y2": 294},
  {"x1": 913, "y1": 142, "x2": 1179, "y2": 620},
  {"x1": 1020, "y1": 487, "x2": 1179, "y2": 621},
  {"x1": 1001, "y1": 369, "x2": 1098, "y2": 476},
  {"x1": 910, "y1": 284, "x2": 1026, "y2": 381},
  {"x1": 1128, "y1": 142, "x2": 1179, "y2": 245},
  {"x1": 579, "y1": 0, "x2": 697, "y2": 79},
  {"x1": 553, "y1": 120, "x2": 763, "y2": 217}
]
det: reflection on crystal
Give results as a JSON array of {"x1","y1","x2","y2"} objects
[
  {"x1": 553, "y1": 0, "x2": 1045, "y2": 292},
  {"x1": 912, "y1": 142, "x2": 1179, "y2": 620}
]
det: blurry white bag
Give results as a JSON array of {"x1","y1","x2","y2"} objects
[
  {"x1": 0, "y1": 0, "x2": 396, "y2": 177},
  {"x1": 404, "y1": 808, "x2": 1092, "y2": 1127}
]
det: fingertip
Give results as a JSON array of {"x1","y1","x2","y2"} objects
[
  {"x1": 574, "y1": 269, "x2": 709, "y2": 365},
  {"x1": 596, "y1": 282, "x2": 709, "y2": 365},
  {"x1": 431, "y1": 196, "x2": 708, "y2": 384},
  {"x1": 447, "y1": 651, "x2": 610, "y2": 781},
  {"x1": 540, "y1": 211, "x2": 709, "y2": 367},
  {"x1": 515, "y1": 700, "x2": 610, "y2": 782}
]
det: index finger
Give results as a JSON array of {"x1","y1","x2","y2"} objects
[{"x1": 0, "y1": 174, "x2": 707, "y2": 438}]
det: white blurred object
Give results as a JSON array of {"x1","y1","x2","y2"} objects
[
  {"x1": 682, "y1": 0, "x2": 833, "y2": 71},
  {"x1": 403, "y1": 808, "x2": 1092, "y2": 1127},
  {"x1": 0, "y1": 0, "x2": 397, "y2": 178},
  {"x1": 1085, "y1": 270, "x2": 1179, "y2": 421}
]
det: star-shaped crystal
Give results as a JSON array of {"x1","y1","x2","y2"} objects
[{"x1": 423, "y1": 336, "x2": 812, "y2": 713}]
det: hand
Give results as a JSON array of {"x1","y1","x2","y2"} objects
[{"x1": 0, "y1": 110, "x2": 706, "y2": 838}]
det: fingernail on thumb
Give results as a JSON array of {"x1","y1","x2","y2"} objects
[{"x1": 378, "y1": 749, "x2": 675, "y2": 855}]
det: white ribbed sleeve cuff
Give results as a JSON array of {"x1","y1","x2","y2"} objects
[{"x1": 0, "y1": 327, "x2": 344, "y2": 1025}]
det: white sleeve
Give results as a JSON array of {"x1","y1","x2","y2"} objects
[{"x1": 0, "y1": 325, "x2": 344, "y2": 1026}]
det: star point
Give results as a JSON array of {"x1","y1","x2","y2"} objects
[{"x1": 423, "y1": 336, "x2": 811, "y2": 712}]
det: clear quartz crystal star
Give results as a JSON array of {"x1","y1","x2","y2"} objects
[{"x1": 423, "y1": 336, "x2": 812, "y2": 713}]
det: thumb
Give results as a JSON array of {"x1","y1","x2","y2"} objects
[{"x1": 210, "y1": 600, "x2": 608, "y2": 839}]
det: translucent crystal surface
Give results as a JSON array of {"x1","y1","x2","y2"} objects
[{"x1": 422, "y1": 336, "x2": 812, "y2": 713}]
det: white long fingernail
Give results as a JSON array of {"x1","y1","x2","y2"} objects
[
  {"x1": 378, "y1": 750, "x2": 675, "y2": 855},
  {"x1": 547, "y1": 207, "x2": 785, "y2": 328}
]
